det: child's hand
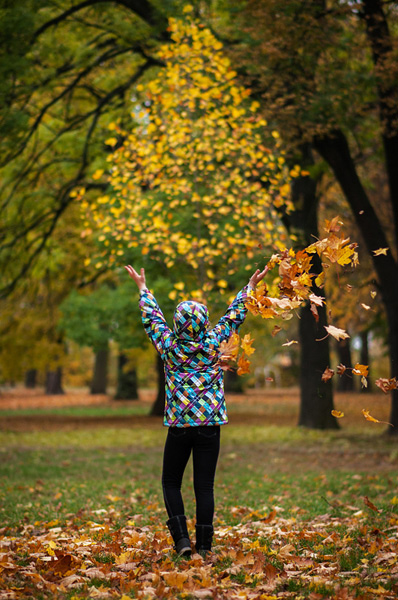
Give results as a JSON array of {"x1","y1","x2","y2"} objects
[
  {"x1": 125, "y1": 265, "x2": 147, "y2": 291},
  {"x1": 249, "y1": 265, "x2": 269, "y2": 288}
]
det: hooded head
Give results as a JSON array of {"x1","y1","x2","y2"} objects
[{"x1": 173, "y1": 301, "x2": 209, "y2": 341}]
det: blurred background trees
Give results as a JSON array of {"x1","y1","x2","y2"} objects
[{"x1": 0, "y1": 0, "x2": 396, "y2": 430}]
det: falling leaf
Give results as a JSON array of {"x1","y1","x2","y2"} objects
[
  {"x1": 324, "y1": 325, "x2": 350, "y2": 341},
  {"x1": 282, "y1": 340, "x2": 298, "y2": 347},
  {"x1": 375, "y1": 377, "x2": 398, "y2": 393},
  {"x1": 346, "y1": 284, "x2": 353, "y2": 293},
  {"x1": 352, "y1": 364, "x2": 369, "y2": 377},
  {"x1": 271, "y1": 325, "x2": 281, "y2": 337},
  {"x1": 322, "y1": 367, "x2": 335, "y2": 382},
  {"x1": 361, "y1": 376, "x2": 368, "y2": 388},
  {"x1": 361, "y1": 303, "x2": 371, "y2": 311},
  {"x1": 373, "y1": 247, "x2": 389, "y2": 256},
  {"x1": 362, "y1": 409, "x2": 393, "y2": 427},
  {"x1": 336, "y1": 364, "x2": 347, "y2": 376},
  {"x1": 309, "y1": 293, "x2": 325, "y2": 306},
  {"x1": 331, "y1": 410, "x2": 345, "y2": 418},
  {"x1": 370, "y1": 290, "x2": 377, "y2": 298}
]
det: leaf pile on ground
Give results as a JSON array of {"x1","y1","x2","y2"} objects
[{"x1": 1, "y1": 503, "x2": 398, "y2": 599}]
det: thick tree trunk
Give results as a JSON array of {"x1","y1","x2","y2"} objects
[
  {"x1": 24, "y1": 369, "x2": 37, "y2": 389},
  {"x1": 314, "y1": 129, "x2": 398, "y2": 432},
  {"x1": 90, "y1": 347, "x2": 108, "y2": 394},
  {"x1": 45, "y1": 367, "x2": 64, "y2": 395},
  {"x1": 115, "y1": 352, "x2": 138, "y2": 400},
  {"x1": 336, "y1": 340, "x2": 354, "y2": 392},
  {"x1": 150, "y1": 353, "x2": 166, "y2": 416},
  {"x1": 298, "y1": 298, "x2": 338, "y2": 429},
  {"x1": 287, "y1": 150, "x2": 338, "y2": 429}
]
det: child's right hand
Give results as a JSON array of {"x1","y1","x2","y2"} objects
[{"x1": 248, "y1": 265, "x2": 269, "y2": 288}]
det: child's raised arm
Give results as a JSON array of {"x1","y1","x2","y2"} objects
[{"x1": 125, "y1": 265, "x2": 147, "y2": 291}]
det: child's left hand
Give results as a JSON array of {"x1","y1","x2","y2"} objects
[{"x1": 125, "y1": 265, "x2": 147, "y2": 291}]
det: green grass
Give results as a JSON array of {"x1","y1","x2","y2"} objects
[{"x1": 1, "y1": 424, "x2": 398, "y2": 530}]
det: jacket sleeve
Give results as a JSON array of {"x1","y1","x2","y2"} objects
[
  {"x1": 211, "y1": 286, "x2": 250, "y2": 344},
  {"x1": 139, "y1": 289, "x2": 173, "y2": 356}
]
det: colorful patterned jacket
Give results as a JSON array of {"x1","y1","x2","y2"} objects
[{"x1": 139, "y1": 286, "x2": 249, "y2": 427}]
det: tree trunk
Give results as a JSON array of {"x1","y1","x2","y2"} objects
[
  {"x1": 360, "y1": 330, "x2": 371, "y2": 393},
  {"x1": 150, "y1": 353, "x2": 166, "y2": 416},
  {"x1": 224, "y1": 369, "x2": 244, "y2": 393},
  {"x1": 298, "y1": 297, "x2": 338, "y2": 429},
  {"x1": 115, "y1": 352, "x2": 138, "y2": 400},
  {"x1": 287, "y1": 149, "x2": 338, "y2": 429},
  {"x1": 313, "y1": 129, "x2": 398, "y2": 432},
  {"x1": 336, "y1": 340, "x2": 354, "y2": 392},
  {"x1": 45, "y1": 367, "x2": 64, "y2": 395},
  {"x1": 24, "y1": 369, "x2": 37, "y2": 389},
  {"x1": 90, "y1": 346, "x2": 109, "y2": 394}
]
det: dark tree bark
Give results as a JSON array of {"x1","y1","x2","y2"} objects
[
  {"x1": 45, "y1": 367, "x2": 64, "y2": 395},
  {"x1": 336, "y1": 340, "x2": 354, "y2": 392},
  {"x1": 286, "y1": 146, "x2": 338, "y2": 429},
  {"x1": 360, "y1": 330, "x2": 371, "y2": 393},
  {"x1": 115, "y1": 352, "x2": 138, "y2": 400},
  {"x1": 90, "y1": 346, "x2": 109, "y2": 394},
  {"x1": 224, "y1": 369, "x2": 244, "y2": 393},
  {"x1": 24, "y1": 369, "x2": 37, "y2": 389},
  {"x1": 314, "y1": 129, "x2": 398, "y2": 432},
  {"x1": 150, "y1": 353, "x2": 166, "y2": 416}
]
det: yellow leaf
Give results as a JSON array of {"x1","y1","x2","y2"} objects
[
  {"x1": 331, "y1": 410, "x2": 344, "y2": 418},
  {"x1": 92, "y1": 169, "x2": 104, "y2": 180},
  {"x1": 362, "y1": 409, "x2": 393, "y2": 427},
  {"x1": 174, "y1": 281, "x2": 185, "y2": 290},
  {"x1": 373, "y1": 247, "x2": 389, "y2": 256},
  {"x1": 241, "y1": 333, "x2": 255, "y2": 356},
  {"x1": 105, "y1": 137, "x2": 118, "y2": 146},
  {"x1": 217, "y1": 279, "x2": 228, "y2": 288}
]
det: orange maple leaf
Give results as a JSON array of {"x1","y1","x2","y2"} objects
[
  {"x1": 362, "y1": 409, "x2": 393, "y2": 427},
  {"x1": 352, "y1": 363, "x2": 369, "y2": 377},
  {"x1": 237, "y1": 354, "x2": 251, "y2": 375}
]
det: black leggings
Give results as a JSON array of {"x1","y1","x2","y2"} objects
[{"x1": 161, "y1": 426, "x2": 221, "y2": 526}]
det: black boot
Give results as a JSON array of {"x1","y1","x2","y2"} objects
[
  {"x1": 166, "y1": 515, "x2": 191, "y2": 556},
  {"x1": 195, "y1": 524, "x2": 213, "y2": 557}
]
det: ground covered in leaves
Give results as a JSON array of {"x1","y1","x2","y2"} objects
[{"x1": 1, "y1": 388, "x2": 398, "y2": 599}]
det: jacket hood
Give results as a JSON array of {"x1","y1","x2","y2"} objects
[{"x1": 173, "y1": 301, "x2": 209, "y2": 341}]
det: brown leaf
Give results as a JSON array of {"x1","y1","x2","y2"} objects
[
  {"x1": 271, "y1": 325, "x2": 281, "y2": 337},
  {"x1": 375, "y1": 377, "x2": 398, "y2": 393},
  {"x1": 336, "y1": 364, "x2": 347, "y2": 376},
  {"x1": 364, "y1": 496, "x2": 380, "y2": 512},
  {"x1": 322, "y1": 367, "x2": 335, "y2": 382}
]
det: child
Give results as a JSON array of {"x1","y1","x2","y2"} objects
[{"x1": 125, "y1": 265, "x2": 268, "y2": 556}]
